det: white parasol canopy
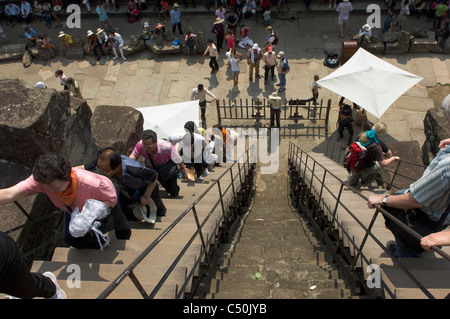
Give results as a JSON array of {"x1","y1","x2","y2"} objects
[
  {"x1": 136, "y1": 100, "x2": 199, "y2": 140},
  {"x1": 317, "y1": 48, "x2": 423, "y2": 118}
]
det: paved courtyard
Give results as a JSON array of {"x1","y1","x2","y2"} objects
[{"x1": 0, "y1": 4, "x2": 449, "y2": 149}]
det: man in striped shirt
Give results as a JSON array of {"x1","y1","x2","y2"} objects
[{"x1": 368, "y1": 94, "x2": 450, "y2": 257}]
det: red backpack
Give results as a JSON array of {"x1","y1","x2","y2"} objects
[{"x1": 344, "y1": 141, "x2": 377, "y2": 172}]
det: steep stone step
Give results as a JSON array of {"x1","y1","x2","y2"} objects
[{"x1": 30, "y1": 260, "x2": 187, "y2": 299}]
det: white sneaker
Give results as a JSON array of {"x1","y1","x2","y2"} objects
[
  {"x1": 202, "y1": 168, "x2": 209, "y2": 177},
  {"x1": 43, "y1": 272, "x2": 67, "y2": 299},
  {"x1": 122, "y1": 57, "x2": 127, "y2": 61},
  {"x1": 113, "y1": 56, "x2": 118, "y2": 60},
  {"x1": 196, "y1": 176, "x2": 203, "y2": 181}
]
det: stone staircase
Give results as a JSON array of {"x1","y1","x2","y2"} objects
[
  {"x1": 20, "y1": 160, "x2": 252, "y2": 299},
  {"x1": 206, "y1": 147, "x2": 357, "y2": 299},
  {"x1": 289, "y1": 146, "x2": 450, "y2": 299}
]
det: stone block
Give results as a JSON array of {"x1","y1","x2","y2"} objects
[
  {"x1": 362, "y1": 42, "x2": 385, "y2": 53},
  {"x1": 410, "y1": 38, "x2": 443, "y2": 53},
  {"x1": 443, "y1": 39, "x2": 450, "y2": 54},
  {"x1": 385, "y1": 41, "x2": 409, "y2": 53},
  {"x1": 90, "y1": 104, "x2": 143, "y2": 155},
  {"x1": 0, "y1": 43, "x2": 26, "y2": 61},
  {"x1": 0, "y1": 78, "x2": 99, "y2": 168}
]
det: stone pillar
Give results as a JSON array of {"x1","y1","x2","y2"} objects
[{"x1": 90, "y1": 104, "x2": 144, "y2": 156}]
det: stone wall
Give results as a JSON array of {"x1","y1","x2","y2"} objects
[{"x1": 354, "y1": 29, "x2": 450, "y2": 54}]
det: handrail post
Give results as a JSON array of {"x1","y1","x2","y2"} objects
[
  {"x1": 192, "y1": 205, "x2": 211, "y2": 269},
  {"x1": 387, "y1": 160, "x2": 401, "y2": 191}
]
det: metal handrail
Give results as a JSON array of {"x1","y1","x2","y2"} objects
[
  {"x1": 97, "y1": 142, "x2": 257, "y2": 299},
  {"x1": 288, "y1": 141, "x2": 450, "y2": 299},
  {"x1": 2, "y1": 201, "x2": 64, "y2": 261}
]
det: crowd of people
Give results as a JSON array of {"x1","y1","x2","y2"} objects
[{"x1": 0, "y1": 113, "x2": 243, "y2": 298}]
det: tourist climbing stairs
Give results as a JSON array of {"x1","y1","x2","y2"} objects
[{"x1": 27, "y1": 148, "x2": 256, "y2": 299}]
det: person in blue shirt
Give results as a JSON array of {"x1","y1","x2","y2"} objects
[
  {"x1": 170, "y1": 3, "x2": 182, "y2": 35},
  {"x1": 276, "y1": 51, "x2": 289, "y2": 92},
  {"x1": 24, "y1": 26, "x2": 39, "y2": 48},
  {"x1": 20, "y1": 0, "x2": 32, "y2": 24},
  {"x1": 96, "y1": 1, "x2": 117, "y2": 32},
  {"x1": 24, "y1": 26, "x2": 38, "y2": 40},
  {"x1": 5, "y1": 3, "x2": 21, "y2": 25}
]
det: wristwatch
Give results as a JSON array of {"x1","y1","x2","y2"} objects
[{"x1": 382, "y1": 195, "x2": 389, "y2": 206}]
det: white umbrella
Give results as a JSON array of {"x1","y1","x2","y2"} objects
[
  {"x1": 136, "y1": 100, "x2": 199, "y2": 140},
  {"x1": 317, "y1": 48, "x2": 423, "y2": 118}
]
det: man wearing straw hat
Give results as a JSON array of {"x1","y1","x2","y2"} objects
[
  {"x1": 358, "y1": 23, "x2": 372, "y2": 38},
  {"x1": 170, "y1": 3, "x2": 182, "y2": 35},
  {"x1": 212, "y1": 17, "x2": 225, "y2": 52},
  {"x1": 58, "y1": 30, "x2": 73, "y2": 55},
  {"x1": 87, "y1": 29, "x2": 105, "y2": 61},
  {"x1": 268, "y1": 91, "x2": 282, "y2": 128},
  {"x1": 247, "y1": 43, "x2": 262, "y2": 82}
]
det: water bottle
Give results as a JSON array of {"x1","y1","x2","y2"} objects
[{"x1": 178, "y1": 172, "x2": 183, "y2": 179}]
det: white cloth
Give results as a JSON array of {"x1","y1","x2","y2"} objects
[{"x1": 69, "y1": 199, "x2": 111, "y2": 250}]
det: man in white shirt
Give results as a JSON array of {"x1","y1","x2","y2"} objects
[
  {"x1": 190, "y1": 84, "x2": 220, "y2": 124},
  {"x1": 203, "y1": 39, "x2": 219, "y2": 73},
  {"x1": 109, "y1": 31, "x2": 126, "y2": 61}
]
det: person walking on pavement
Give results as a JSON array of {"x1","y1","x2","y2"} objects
[
  {"x1": 204, "y1": 39, "x2": 219, "y2": 73},
  {"x1": 336, "y1": 0, "x2": 352, "y2": 38},
  {"x1": 247, "y1": 43, "x2": 262, "y2": 82},
  {"x1": 276, "y1": 51, "x2": 289, "y2": 92},
  {"x1": 190, "y1": 84, "x2": 220, "y2": 125}
]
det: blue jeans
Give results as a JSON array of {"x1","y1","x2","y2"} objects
[{"x1": 278, "y1": 73, "x2": 286, "y2": 87}]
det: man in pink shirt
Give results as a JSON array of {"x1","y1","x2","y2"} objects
[
  {"x1": 130, "y1": 129, "x2": 189, "y2": 197},
  {"x1": 0, "y1": 153, "x2": 130, "y2": 249}
]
